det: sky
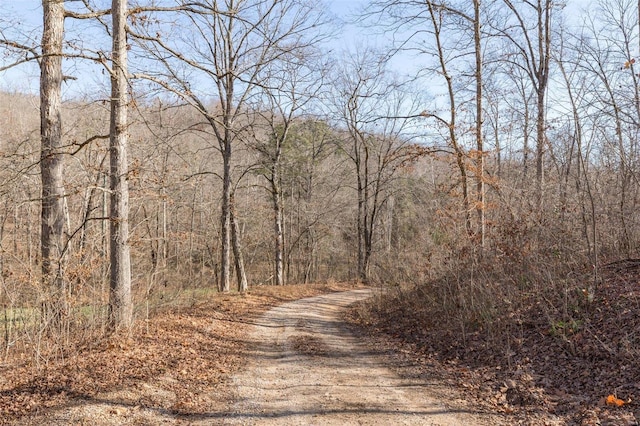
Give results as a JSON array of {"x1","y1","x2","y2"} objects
[
  {"x1": 0, "y1": 0, "x2": 380, "y2": 95},
  {"x1": 0, "y1": 0, "x2": 597, "y2": 97}
]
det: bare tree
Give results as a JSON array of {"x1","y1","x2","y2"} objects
[
  {"x1": 40, "y1": 0, "x2": 69, "y2": 329},
  {"x1": 332, "y1": 49, "x2": 425, "y2": 282},
  {"x1": 472, "y1": 0, "x2": 485, "y2": 248},
  {"x1": 131, "y1": 0, "x2": 327, "y2": 291},
  {"x1": 250, "y1": 53, "x2": 327, "y2": 286},
  {"x1": 422, "y1": 2, "x2": 473, "y2": 236},
  {"x1": 365, "y1": 0, "x2": 491, "y2": 240},
  {"x1": 574, "y1": 0, "x2": 640, "y2": 255},
  {"x1": 498, "y1": 0, "x2": 556, "y2": 204},
  {"x1": 3, "y1": 0, "x2": 114, "y2": 333},
  {"x1": 108, "y1": 0, "x2": 132, "y2": 330},
  {"x1": 553, "y1": 27, "x2": 599, "y2": 294}
]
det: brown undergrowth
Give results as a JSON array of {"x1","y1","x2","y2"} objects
[
  {"x1": 348, "y1": 256, "x2": 640, "y2": 425},
  {"x1": 0, "y1": 281, "x2": 361, "y2": 424}
]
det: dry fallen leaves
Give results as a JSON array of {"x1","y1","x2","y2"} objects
[
  {"x1": 0, "y1": 282, "x2": 360, "y2": 423},
  {"x1": 605, "y1": 394, "x2": 626, "y2": 407}
]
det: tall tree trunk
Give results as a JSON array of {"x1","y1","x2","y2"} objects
[
  {"x1": 216, "y1": 1, "x2": 237, "y2": 293},
  {"x1": 473, "y1": 0, "x2": 485, "y2": 249},
  {"x1": 108, "y1": 0, "x2": 133, "y2": 331},
  {"x1": 271, "y1": 164, "x2": 285, "y2": 286},
  {"x1": 535, "y1": 0, "x2": 551, "y2": 205},
  {"x1": 230, "y1": 194, "x2": 248, "y2": 292},
  {"x1": 522, "y1": 92, "x2": 530, "y2": 180},
  {"x1": 355, "y1": 138, "x2": 366, "y2": 281},
  {"x1": 427, "y1": 1, "x2": 471, "y2": 236},
  {"x1": 535, "y1": 89, "x2": 546, "y2": 202},
  {"x1": 502, "y1": 0, "x2": 552, "y2": 203},
  {"x1": 362, "y1": 143, "x2": 372, "y2": 281},
  {"x1": 220, "y1": 138, "x2": 232, "y2": 292},
  {"x1": 40, "y1": 0, "x2": 68, "y2": 329}
]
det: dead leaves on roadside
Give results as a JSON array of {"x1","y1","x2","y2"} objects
[
  {"x1": 0, "y1": 282, "x2": 360, "y2": 422},
  {"x1": 605, "y1": 394, "x2": 627, "y2": 408}
]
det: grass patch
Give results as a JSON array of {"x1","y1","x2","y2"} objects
[{"x1": 0, "y1": 307, "x2": 37, "y2": 326}]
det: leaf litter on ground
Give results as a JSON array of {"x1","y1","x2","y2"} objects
[
  {"x1": 0, "y1": 281, "x2": 360, "y2": 424},
  {"x1": 345, "y1": 262, "x2": 640, "y2": 426}
]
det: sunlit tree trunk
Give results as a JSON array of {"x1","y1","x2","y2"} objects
[
  {"x1": 219, "y1": 122, "x2": 232, "y2": 292},
  {"x1": 108, "y1": 0, "x2": 133, "y2": 331},
  {"x1": 230, "y1": 194, "x2": 248, "y2": 292},
  {"x1": 271, "y1": 161, "x2": 285, "y2": 286},
  {"x1": 40, "y1": 0, "x2": 68, "y2": 329},
  {"x1": 473, "y1": 0, "x2": 485, "y2": 249},
  {"x1": 426, "y1": 1, "x2": 472, "y2": 236},
  {"x1": 502, "y1": 0, "x2": 552, "y2": 206}
]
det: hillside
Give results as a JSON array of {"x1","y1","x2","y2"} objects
[{"x1": 348, "y1": 261, "x2": 640, "y2": 425}]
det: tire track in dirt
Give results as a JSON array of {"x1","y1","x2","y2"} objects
[{"x1": 218, "y1": 288, "x2": 499, "y2": 426}]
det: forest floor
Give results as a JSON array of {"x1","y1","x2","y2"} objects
[
  {"x1": 347, "y1": 261, "x2": 640, "y2": 426},
  {"x1": 1, "y1": 282, "x2": 505, "y2": 426},
  {"x1": 0, "y1": 282, "x2": 361, "y2": 425},
  {"x1": 0, "y1": 271, "x2": 638, "y2": 425}
]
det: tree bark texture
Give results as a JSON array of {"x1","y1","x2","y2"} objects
[
  {"x1": 109, "y1": 0, "x2": 133, "y2": 331},
  {"x1": 219, "y1": 137, "x2": 232, "y2": 292},
  {"x1": 230, "y1": 195, "x2": 248, "y2": 292},
  {"x1": 473, "y1": 0, "x2": 485, "y2": 248},
  {"x1": 40, "y1": 0, "x2": 68, "y2": 327},
  {"x1": 271, "y1": 156, "x2": 285, "y2": 286}
]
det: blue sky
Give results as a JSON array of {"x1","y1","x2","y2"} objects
[
  {"x1": 0, "y1": 0, "x2": 382, "y2": 95},
  {"x1": 0, "y1": 0, "x2": 594, "y2": 96}
]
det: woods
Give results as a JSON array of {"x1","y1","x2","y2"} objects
[{"x1": 2, "y1": 2, "x2": 640, "y2": 414}]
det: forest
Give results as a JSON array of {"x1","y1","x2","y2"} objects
[{"x1": 1, "y1": 0, "x2": 640, "y2": 423}]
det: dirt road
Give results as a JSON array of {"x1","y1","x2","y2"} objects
[
  {"x1": 218, "y1": 289, "x2": 499, "y2": 426},
  {"x1": 14, "y1": 287, "x2": 506, "y2": 425}
]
